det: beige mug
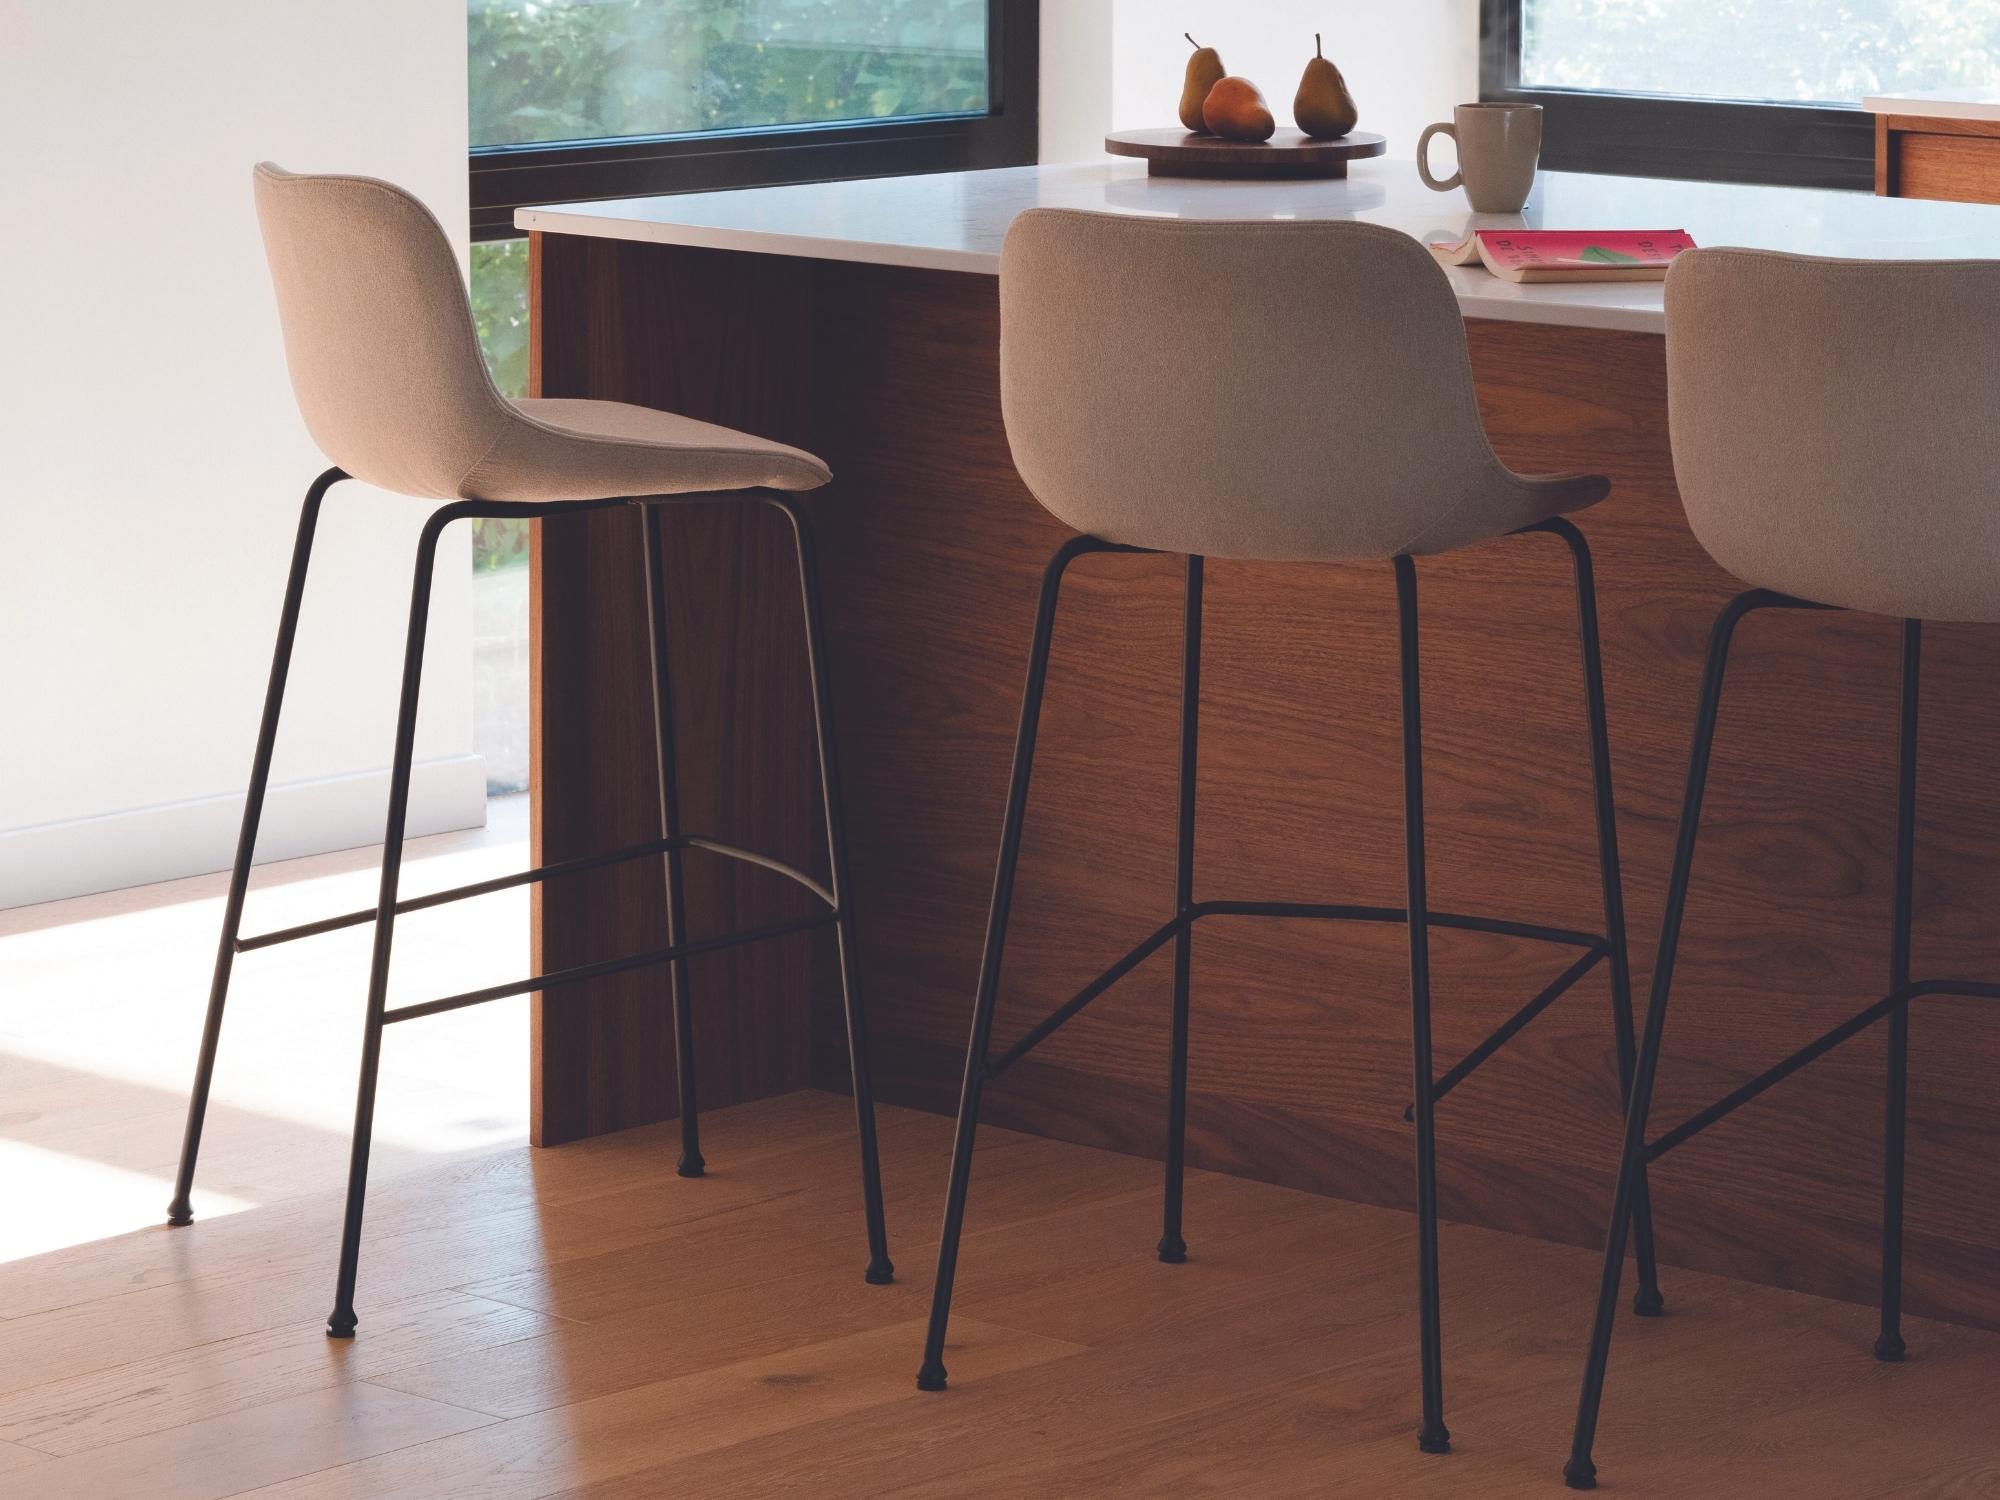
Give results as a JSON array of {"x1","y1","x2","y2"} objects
[{"x1": 1417, "y1": 103, "x2": 1543, "y2": 213}]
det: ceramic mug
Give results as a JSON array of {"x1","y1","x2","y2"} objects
[{"x1": 1417, "y1": 103, "x2": 1543, "y2": 213}]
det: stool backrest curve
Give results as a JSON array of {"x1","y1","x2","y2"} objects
[
  {"x1": 998, "y1": 210, "x2": 1517, "y2": 562},
  {"x1": 1666, "y1": 247, "x2": 2000, "y2": 623},
  {"x1": 253, "y1": 163, "x2": 513, "y2": 500}
]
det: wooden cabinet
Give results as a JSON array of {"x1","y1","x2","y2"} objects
[{"x1": 1875, "y1": 112, "x2": 2000, "y2": 204}]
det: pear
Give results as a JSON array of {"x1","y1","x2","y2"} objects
[
  {"x1": 1203, "y1": 76, "x2": 1277, "y2": 143},
  {"x1": 1294, "y1": 33, "x2": 1359, "y2": 139},
  {"x1": 1179, "y1": 33, "x2": 1226, "y2": 134}
]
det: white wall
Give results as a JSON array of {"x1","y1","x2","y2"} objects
[
  {"x1": 1078, "y1": 2, "x2": 1478, "y2": 165},
  {"x1": 0, "y1": 1, "x2": 481, "y2": 908},
  {"x1": 1040, "y1": 0, "x2": 1116, "y2": 162}
]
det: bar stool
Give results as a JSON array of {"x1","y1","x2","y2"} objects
[
  {"x1": 914, "y1": 209, "x2": 1664, "y2": 1453},
  {"x1": 166, "y1": 165, "x2": 894, "y2": 1339},
  {"x1": 1563, "y1": 249, "x2": 2000, "y2": 1488}
]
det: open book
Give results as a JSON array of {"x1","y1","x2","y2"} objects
[{"x1": 1429, "y1": 229, "x2": 1696, "y2": 283}]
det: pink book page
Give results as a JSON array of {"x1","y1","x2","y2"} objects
[{"x1": 1472, "y1": 229, "x2": 1696, "y2": 271}]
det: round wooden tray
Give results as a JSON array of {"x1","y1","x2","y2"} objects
[{"x1": 1105, "y1": 127, "x2": 1387, "y2": 179}]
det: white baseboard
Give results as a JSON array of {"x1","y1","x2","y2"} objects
[{"x1": 0, "y1": 754, "x2": 488, "y2": 910}]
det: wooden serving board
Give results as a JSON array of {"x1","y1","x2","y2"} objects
[{"x1": 1105, "y1": 127, "x2": 1387, "y2": 179}]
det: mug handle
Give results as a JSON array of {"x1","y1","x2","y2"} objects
[{"x1": 1417, "y1": 122, "x2": 1462, "y2": 192}]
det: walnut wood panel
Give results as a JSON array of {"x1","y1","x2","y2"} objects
[
  {"x1": 531, "y1": 237, "x2": 2000, "y2": 1329},
  {"x1": 1876, "y1": 113, "x2": 2000, "y2": 203},
  {"x1": 529, "y1": 232, "x2": 827, "y2": 1146}
]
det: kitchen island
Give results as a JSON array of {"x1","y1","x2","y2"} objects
[{"x1": 520, "y1": 161, "x2": 2000, "y2": 1330}]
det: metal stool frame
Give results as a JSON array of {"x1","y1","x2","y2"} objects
[
  {"x1": 166, "y1": 468, "x2": 895, "y2": 1339},
  {"x1": 916, "y1": 517, "x2": 1662, "y2": 1455},
  {"x1": 1563, "y1": 591, "x2": 2000, "y2": 1489}
]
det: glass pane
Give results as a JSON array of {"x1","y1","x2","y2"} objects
[
  {"x1": 470, "y1": 0, "x2": 991, "y2": 149},
  {"x1": 1522, "y1": 1, "x2": 2000, "y2": 105},
  {"x1": 469, "y1": 240, "x2": 531, "y2": 796}
]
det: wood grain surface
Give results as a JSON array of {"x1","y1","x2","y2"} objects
[
  {"x1": 1876, "y1": 112, "x2": 2000, "y2": 203},
  {"x1": 530, "y1": 233, "x2": 826, "y2": 1146},
  {"x1": 3, "y1": 1093, "x2": 1996, "y2": 1495},
  {"x1": 1104, "y1": 127, "x2": 1388, "y2": 178},
  {"x1": 531, "y1": 238, "x2": 2000, "y2": 1331}
]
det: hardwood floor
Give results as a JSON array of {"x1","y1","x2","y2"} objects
[
  {"x1": 0, "y1": 1091, "x2": 1992, "y2": 1497},
  {"x1": 0, "y1": 797, "x2": 531, "y2": 1264}
]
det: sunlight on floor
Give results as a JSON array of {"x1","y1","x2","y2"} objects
[
  {"x1": 0, "y1": 797, "x2": 531, "y2": 1265},
  {"x1": 0, "y1": 1141, "x2": 256, "y2": 1262}
]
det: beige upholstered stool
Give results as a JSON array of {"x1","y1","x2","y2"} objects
[
  {"x1": 167, "y1": 165, "x2": 895, "y2": 1339},
  {"x1": 915, "y1": 209, "x2": 1664, "y2": 1454},
  {"x1": 1564, "y1": 249, "x2": 2000, "y2": 1489}
]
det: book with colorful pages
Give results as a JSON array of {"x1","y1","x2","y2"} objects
[{"x1": 1428, "y1": 229, "x2": 1697, "y2": 283}]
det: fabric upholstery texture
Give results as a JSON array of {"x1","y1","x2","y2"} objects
[
  {"x1": 252, "y1": 164, "x2": 828, "y2": 501},
  {"x1": 1667, "y1": 248, "x2": 2000, "y2": 623},
  {"x1": 998, "y1": 210, "x2": 1607, "y2": 562}
]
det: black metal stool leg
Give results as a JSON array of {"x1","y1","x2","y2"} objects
[
  {"x1": 640, "y1": 504, "x2": 705, "y2": 1180},
  {"x1": 169, "y1": 467, "x2": 345, "y2": 1228},
  {"x1": 1565, "y1": 589, "x2": 1778, "y2": 1488},
  {"x1": 770, "y1": 495, "x2": 894, "y2": 1283},
  {"x1": 918, "y1": 535, "x2": 1102, "y2": 1391},
  {"x1": 1160, "y1": 554, "x2": 1205, "y2": 1264},
  {"x1": 1876, "y1": 618, "x2": 1921, "y2": 1362},
  {"x1": 326, "y1": 505, "x2": 453, "y2": 1339},
  {"x1": 1540, "y1": 517, "x2": 1665, "y2": 1317},
  {"x1": 1395, "y1": 555, "x2": 1451, "y2": 1457}
]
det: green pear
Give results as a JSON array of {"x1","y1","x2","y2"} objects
[
  {"x1": 1180, "y1": 33, "x2": 1227, "y2": 134},
  {"x1": 1294, "y1": 33, "x2": 1359, "y2": 139}
]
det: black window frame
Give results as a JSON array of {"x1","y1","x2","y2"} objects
[
  {"x1": 470, "y1": 0, "x2": 1037, "y2": 239},
  {"x1": 1480, "y1": 0, "x2": 1874, "y2": 190}
]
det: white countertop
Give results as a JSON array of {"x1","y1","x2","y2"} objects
[{"x1": 517, "y1": 159, "x2": 2000, "y2": 335}]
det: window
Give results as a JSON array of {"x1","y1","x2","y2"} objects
[
  {"x1": 469, "y1": 239, "x2": 532, "y2": 794},
  {"x1": 465, "y1": 5, "x2": 1034, "y2": 792},
  {"x1": 472, "y1": 0, "x2": 991, "y2": 147},
  {"x1": 1483, "y1": 1, "x2": 2000, "y2": 188},
  {"x1": 468, "y1": 0, "x2": 1037, "y2": 236}
]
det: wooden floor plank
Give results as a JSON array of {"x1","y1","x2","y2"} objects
[
  {"x1": 0, "y1": 1099, "x2": 940, "y2": 1398},
  {"x1": 240, "y1": 1321, "x2": 1084, "y2": 1500},
  {"x1": 370, "y1": 1259, "x2": 929, "y2": 1419},
  {"x1": 16, "y1": 1382, "x2": 495, "y2": 1500},
  {"x1": 0, "y1": 1091, "x2": 917, "y2": 1323},
  {"x1": 0, "y1": 1291, "x2": 551, "y2": 1458},
  {"x1": 0, "y1": 1436, "x2": 50, "y2": 1473},
  {"x1": 1, "y1": 1089, "x2": 1995, "y2": 1497},
  {"x1": 458, "y1": 1130, "x2": 1171, "y2": 1324}
]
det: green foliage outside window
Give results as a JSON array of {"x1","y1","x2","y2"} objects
[
  {"x1": 470, "y1": 240, "x2": 532, "y2": 570},
  {"x1": 464, "y1": 3, "x2": 988, "y2": 571},
  {"x1": 1523, "y1": 0, "x2": 2000, "y2": 102},
  {"x1": 470, "y1": 0, "x2": 988, "y2": 149}
]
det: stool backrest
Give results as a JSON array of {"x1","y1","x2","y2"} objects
[
  {"x1": 253, "y1": 163, "x2": 511, "y2": 498},
  {"x1": 1666, "y1": 247, "x2": 2000, "y2": 623},
  {"x1": 998, "y1": 210, "x2": 1516, "y2": 561}
]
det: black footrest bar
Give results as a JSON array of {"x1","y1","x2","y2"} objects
[
  {"x1": 984, "y1": 914, "x2": 1184, "y2": 1079},
  {"x1": 381, "y1": 909, "x2": 838, "y2": 1026},
  {"x1": 1406, "y1": 945, "x2": 1608, "y2": 1120},
  {"x1": 984, "y1": 897, "x2": 1612, "y2": 1083},
  {"x1": 679, "y1": 836, "x2": 835, "y2": 907},
  {"x1": 1647, "y1": 976, "x2": 2000, "y2": 1161},
  {"x1": 238, "y1": 832, "x2": 831, "y2": 952},
  {"x1": 1194, "y1": 899, "x2": 1605, "y2": 952}
]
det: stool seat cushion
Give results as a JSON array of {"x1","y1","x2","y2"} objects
[{"x1": 474, "y1": 398, "x2": 830, "y2": 501}]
